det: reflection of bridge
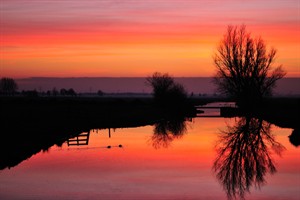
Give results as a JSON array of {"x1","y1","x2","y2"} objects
[{"x1": 67, "y1": 131, "x2": 90, "y2": 146}]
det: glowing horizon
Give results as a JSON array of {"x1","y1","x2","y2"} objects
[{"x1": 1, "y1": 0, "x2": 299, "y2": 78}]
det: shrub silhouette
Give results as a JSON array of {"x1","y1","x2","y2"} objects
[{"x1": 146, "y1": 72, "x2": 187, "y2": 106}]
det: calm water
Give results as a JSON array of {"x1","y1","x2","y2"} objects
[{"x1": 0, "y1": 116, "x2": 299, "y2": 199}]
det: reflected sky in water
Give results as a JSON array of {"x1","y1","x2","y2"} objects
[{"x1": 0, "y1": 117, "x2": 299, "y2": 200}]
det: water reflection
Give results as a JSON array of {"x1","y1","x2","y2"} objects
[
  {"x1": 150, "y1": 117, "x2": 191, "y2": 149},
  {"x1": 67, "y1": 131, "x2": 90, "y2": 146},
  {"x1": 213, "y1": 117, "x2": 286, "y2": 199},
  {"x1": 2, "y1": 112, "x2": 299, "y2": 199}
]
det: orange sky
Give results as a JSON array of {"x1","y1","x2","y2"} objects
[{"x1": 1, "y1": 0, "x2": 299, "y2": 78}]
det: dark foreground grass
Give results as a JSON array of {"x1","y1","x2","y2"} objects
[
  {"x1": 1, "y1": 96, "x2": 298, "y2": 134},
  {"x1": 255, "y1": 97, "x2": 300, "y2": 129}
]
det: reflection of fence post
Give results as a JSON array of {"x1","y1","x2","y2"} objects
[
  {"x1": 86, "y1": 130, "x2": 90, "y2": 145},
  {"x1": 108, "y1": 128, "x2": 111, "y2": 138},
  {"x1": 67, "y1": 131, "x2": 90, "y2": 146}
]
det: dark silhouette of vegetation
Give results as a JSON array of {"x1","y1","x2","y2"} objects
[
  {"x1": 52, "y1": 87, "x2": 59, "y2": 96},
  {"x1": 97, "y1": 90, "x2": 104, "y2": 96},
  {"x1": 60, "y1": 88, "x2": 77, "y2": 96},
  {"x1": 60, "y1": 88, "x2": 67, "y2": 95},
  {"x1": 150, "y1": 118, "x2": 190, "y2": 148},
  {"x1": 254, "y1": 98, "x2": 300, "y2": 130},
  {"x1": 46, "y1": 90, "x2": 51, "y2": 96},
  {"x1": 213, "y1": 25, "x2": 286, "y2": 109},
  {"x1": 213, "y1": 117, "x2": 285, "y2": 199},
  {"x1": 289, "y1": 128, "x2": 300, "y2": 147},
  {"x1": 0, "y1": 77, "x2": 18, "y2": 95},
  {"x1": 68, "y1": 88, "x2": 76, "y2": 96},
  {"x1": 22, "y1": 90, "x2": 38, "y2": 97},
  {"x1": 146, "y1": 72, "x2": 187, "y2": 107}
]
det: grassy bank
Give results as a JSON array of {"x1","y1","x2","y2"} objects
[
  {"x1": 1, "y1": 96, "x2": 298, "y2": 131},
  {"x1": 254, "y1": 97, "x2": 300, "y2": 129},
  {"x1": 0, "y1": 96, "x2": 298, "y2": 170},
  {"x1": 1, "y1": 96, "x2": 199, "y2": 129}
]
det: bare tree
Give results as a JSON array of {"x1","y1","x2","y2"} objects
[
  {"x1": 213, "y1": 25, "x2": 285, "y2": 108},
  {"x1": 0, "y1": 77, "x2": 18, "y2": 95}
]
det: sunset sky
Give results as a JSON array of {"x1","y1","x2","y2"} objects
[{"x1": 1, "y1": 0, "x2": 299, "y2": 78}]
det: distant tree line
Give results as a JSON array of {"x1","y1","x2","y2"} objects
[
  {"x1": 0, "y1": 78, "x2": 79, "y2": 97},
  {"x1": 0, "y1": 78, "x2": 109, "y2": 98},
  {"x1": 21, "y1": 88, "x2": 78, "y2": 97},
  {"x1": 42, "y1": 88, "x2": 78, "y2": 97}
]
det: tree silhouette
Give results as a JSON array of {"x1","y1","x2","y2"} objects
[
  {"x1": 60, "y1": 88, "x2": 67, "y2": 96},
  {"x1": 60, "y1": 88, "x2": 77, "y2": 96},
  {"x1": 97, "y1": 90, "x2": 104, "y2": 96},
  {"x1": 67, "y1": 88, "x2": 76, "y2": 96},
  {"x1": 0, "y1": 77, "x2": 18, "y2": 95},
  {"x1": 52, "y1": 87, "x2": 58, "y2": 96},
  {"x1": 213, "y1": 117, "x2": 285, "y2": 199},
  {"x1": 146, "y1": 72, "x2": 187, "y2": 106},
  {"x1": 150, "y1": 118, "x2": 189, "y2": 149},
  {"x1": 213, "y1": 25, "x2": 285, "y2": 108}
]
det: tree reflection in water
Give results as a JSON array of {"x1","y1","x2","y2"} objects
[
  {"x1": 213, "y1": 117, "x2": 285, "y2": 199},
  {"x1": 150, "y1": 118, "x2": 191, "y2": 148}
]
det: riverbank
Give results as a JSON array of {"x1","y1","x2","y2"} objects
[
  {"x1": 253, "y1": 97, "x2": 299, "y2": 129},
  {"x1": 0, "y1": 96, "x2": 298, "y2": 170},
  {"x1": 1, "y1": 96, "x2": 298, "y2": 130},
  {"x1": 0, "y1": 96, "x2": 198, "y2": 129}
]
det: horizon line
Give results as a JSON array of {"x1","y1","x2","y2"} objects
[
  {"x1": 16, "y1": 76, "x2": 300, "y2": 79},
  {"x1": 18, "y1": 76, "x2": 215, "y2": 79}
]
